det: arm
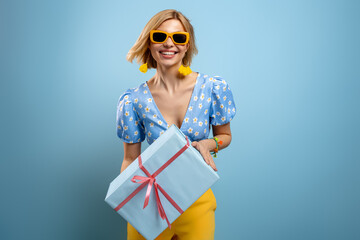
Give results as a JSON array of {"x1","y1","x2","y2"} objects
[
  {"x1": 191, "y1": 122, "x2": 232, "y2": 171},
  {"x1": 120, "y1": 142, "x2": 142, "y2": 173},
  {"x1": 214, "y1": 122, "x2": 233, "y2": 149}
]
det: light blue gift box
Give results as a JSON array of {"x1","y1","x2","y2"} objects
[{"x1": 105, "y1": 124, "x2": 219, "y2": 240}]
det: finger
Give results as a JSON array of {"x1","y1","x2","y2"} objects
[
  {"x1": 203, "y1": 154, "x2": 210, "y2": 165},
  {"x1": 207, "y1": 155, "x2": 217, "y2": 171},
  {"x1": 204, "y1": 152, "x2": 212, "y2": 165},
  {"x1": 191, "y1": 142, "x2": 199, "y2": 151},
  {"x1": 199, "y1": 148, "x2": 210, "y2": 165},
  {"x1": 209, "y1": 159, "x2": 217, "y2": 171},
  {"x1": 192, "y1": 142, "x2": 201, "y2": 152}
]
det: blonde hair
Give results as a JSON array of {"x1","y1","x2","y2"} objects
[{"x1": 126, "y1": 9, "x2": 198, "y2": 69}]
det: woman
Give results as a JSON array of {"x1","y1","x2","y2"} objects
[{"x1": 116, "y1": 9, "x2": 236, "y2": 240}]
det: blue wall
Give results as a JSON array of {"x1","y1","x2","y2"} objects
[{"x1": 1, "y1": 0, "x2": 359, "y2": 239}]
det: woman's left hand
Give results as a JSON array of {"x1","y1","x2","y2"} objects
[{"x1": 191, "y1": 141, "x2": 218, "y2": 171}]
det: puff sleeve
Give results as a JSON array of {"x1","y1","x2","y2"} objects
[
  {"x1": 116, "y1": 89, "x2": 145, "y2": 143},
  {"x1": 209, "y1": 76, "x2": 236, "y2": 126}
]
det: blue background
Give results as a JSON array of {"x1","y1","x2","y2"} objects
[{"x1": 1, "y1": 0, "x2": 359, "y2": 239}]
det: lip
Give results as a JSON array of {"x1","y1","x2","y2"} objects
[
  {"x1": 159, "y1": 50, "x2": 177, "y2": 53},
  {"x1": 159, "y1": 50, "x2": 178, "y2": 59}
]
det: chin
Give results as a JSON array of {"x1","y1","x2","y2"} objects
[{"x1": 157, "y1": 59, "x2": 181, "y2": 68}]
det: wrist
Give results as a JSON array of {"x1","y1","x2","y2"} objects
[
  {"x1": 199, "y1": 138, "x2": 216, "y2": 152},
  {"x1": 211, "y1": 137, "x2": 223, "y2": 158}
]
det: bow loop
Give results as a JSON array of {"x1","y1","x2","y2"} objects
[
  {"x1": 131, "y1": 175, "x2": 153, "y2": 184},
  {"x1": 131, "y1": 175, "x2": 156, "y2": 209}
]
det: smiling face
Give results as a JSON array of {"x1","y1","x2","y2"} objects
[{"x1": 149, "y1": 19, "x2": 190, "y2": 69}]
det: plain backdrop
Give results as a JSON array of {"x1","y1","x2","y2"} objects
[{"x1": 1, "y1": 0, "x2": 359, "y2": 239}]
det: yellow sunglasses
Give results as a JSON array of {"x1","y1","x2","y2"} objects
[{"x1": 150, "y1": 30, "x2": 190, "y2": 45}]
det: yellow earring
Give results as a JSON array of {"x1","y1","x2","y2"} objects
[
  {"x1": 178, "y1": 64, "x2": 192, "y2": 76},
  {"x1": 139, "y1": 63, "x2": 148, "y2": 73}
]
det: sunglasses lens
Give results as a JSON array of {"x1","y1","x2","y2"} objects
[
  {"x1": 173, "y1": 34, "x2": 187, "y2": 44},
  {"x1": 152, "y1": 32, "x2": 167, "y2": 43}
]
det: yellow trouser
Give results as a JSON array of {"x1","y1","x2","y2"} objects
[{"x1": 127, "y1": 188, "x2": 217, "y2": 240}]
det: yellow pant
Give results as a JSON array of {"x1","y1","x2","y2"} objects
[{"x1": 127, "y1": 188, "x2": 217, "y2": 240}]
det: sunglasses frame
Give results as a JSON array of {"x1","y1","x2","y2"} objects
[{"x1": 150, "y1": 30, "x2": 190, "y2": 45}]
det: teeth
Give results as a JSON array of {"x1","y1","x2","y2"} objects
[{"x1": 161, "y1": 52, "x2": 176, "y2": 55}]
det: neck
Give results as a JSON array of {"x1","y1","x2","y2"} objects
[{"x1": 152, "y1": 63, "x2": 186, "y2": 95}]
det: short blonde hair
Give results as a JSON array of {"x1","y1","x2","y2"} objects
[{"x1": 126, "y1": 9, "x2": 198, "y2": 69}]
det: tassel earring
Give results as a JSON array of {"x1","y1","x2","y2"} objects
[
  {"x1": 139, "y1": 63, "x2": 148, "y2": 73},
  {"x1": 178, "y1": 64, "x2": 192, "y2": 76}
]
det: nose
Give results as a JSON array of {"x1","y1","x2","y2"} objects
[{"x1": 163, "y1": 36, "x2": 174, "y2": 46}]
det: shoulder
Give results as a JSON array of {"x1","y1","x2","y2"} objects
[
  {"x1": 118, "y1": 82, "x2": 148, "y2": 104},
  {"x1": 199, "y1": 73, "x2": 229, "y2": 92}
]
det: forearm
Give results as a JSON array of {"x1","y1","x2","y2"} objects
[
  {"x1": 121, "y1": 142, "x2": 141, "y2": 173},
  {"x1": 120, "y1": 158, "x2": 135, "y2": 173}
]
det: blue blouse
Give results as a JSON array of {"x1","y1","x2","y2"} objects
[{"x1": 116, "y1": 72, "x2": 236, "y2": 145}]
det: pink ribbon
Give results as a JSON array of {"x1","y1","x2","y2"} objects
[{"x1": 114, "y1": 136, "x2": 190, "y2": 229}]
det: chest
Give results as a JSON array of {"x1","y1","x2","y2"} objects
[
  {"x1": 134, "y1": 75, "x2": 213, "y2": 144},
  {"x1": 151, "y1": 85, "x2": 194, "y2": 129}
]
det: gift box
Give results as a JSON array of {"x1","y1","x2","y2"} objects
[{"x1": 105, "y1": 124, "x2": 220, "y2": 240}]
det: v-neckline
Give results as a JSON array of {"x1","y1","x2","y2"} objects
[{"x1": 145, "y1": 72, "x2": 201, "y2": 130}]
